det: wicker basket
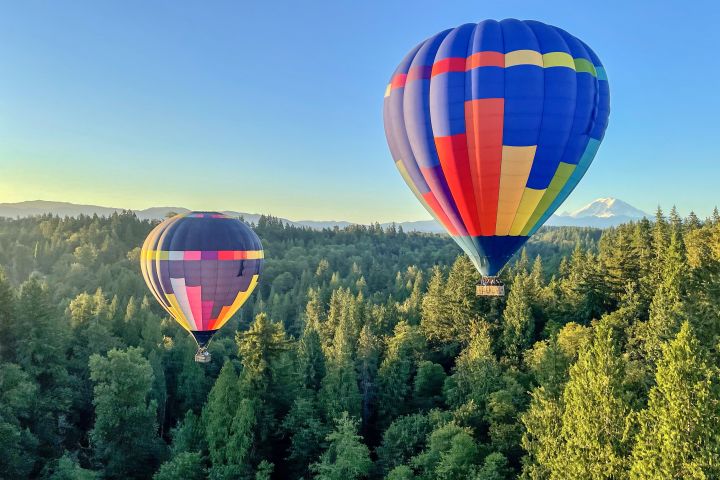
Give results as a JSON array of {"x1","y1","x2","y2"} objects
[{"x1": 476, "y1": 284, "x2": 505, "y2": 297}]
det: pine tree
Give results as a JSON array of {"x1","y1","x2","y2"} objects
[
  {"x1": 0, "y1": 362, "x2": 39, "y2": 478},
  {"x1": 630, "y1": 322, "x2": 720, "y2": 479},
  {"x1": 169, "y1": 410, "x2": 206, "y2": 456},
  {"x1": 377, "y1": 321, "x2": 426, "y2": 427},
  {"x1": 411, "y1": 421, "x2": 483, "y2": 480},
  {"x1": 234, "y1": 313, "x2": 292, "y2": 466},
  {"x1": 443, "y1": 321, "x2": 503, "y2": 412},
  {"x1": 46, "y1": 453, "x2": 99, "y2": 480},
  {"x1": 311, "y1": 412, "x2": 372, "y2": 480},
  {"x1": 641, "y1": 221, "x2": 688, "y2": 364},
  {"x1": 632, "y1": 217, "x2": 654, "y2": 307},
  {"x1": 319, "y1": 313, "x2": 362, "y2": 421},
  {"x1": 89, "y1": 347, "x2": 163, "y2": 479},
  {"x1": 400, "y1": 268, "x2": 424, "y2": 325},
  {"x1": 413, "y1": 361, "x2": 446, "y2": 411},
  {"x1": 202, "y1": 361, "x2": 240, "y2": 468},
  {"x1": 0, "y1": 267, "x2": 16, "y2": 360},
  {"x1": 153, "y1": 452, "x2": 205, "y2": 480},
  {"x1": 474, "y1": 452, "x2": 511, "y2": 480},
  {"x1": 520, "y1": 385, "x2": 564, "y2": 480},
  {"x1": 711, "y1": 207, "x2": 720, "y2": 225},
  {"x1": 237, "y1": 313, "x2": 289, "y2": 384},
  {"x1": 685, "y1": 211, "x2": 701, "y2": 231},
  {"x1": 556, "y1": 323, "x2": 632, "y2": 479},
  {"x1": 14, "y1": 278, "x2": 72, "y2": 459},
  {"x1": 282, "y1": 395, "x2": 328, "y2": 479},
  {"x1": 297, "y1": 320, "x2": 326, "y2": 392},
  {"x1": 376, "y1": 413, "x2": 435, "y2": 477},
  {"x1": 420, "y1": 266, "x2": 449, "y2": 343},
  {"x1": 444, "y1": 256, "x2": 481, "y2": 330},
  {"x1": 356, "y1": 323, "x2": 380, "y2": 431},
  {"x1": 500, "y1": 272, "x2": 535, "y2": 365},
  {"x1": 650, "y1": 207, "x2": 669, "y2": 289}
]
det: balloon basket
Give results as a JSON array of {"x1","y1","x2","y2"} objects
[
  {"x1": 476, "y1": 277, "x2": 505, "y2": 297},
  {"x1": 194, "y1": 347, "x2": 212, "y2": 364}
]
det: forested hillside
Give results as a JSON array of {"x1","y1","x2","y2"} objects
[{"x1": 0, "y1": 208, "x2": 718, "y2": 479}]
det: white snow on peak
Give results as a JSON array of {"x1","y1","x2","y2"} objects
[{"x1": 559, "y1": 198, "x2": 649, "y2": 219}]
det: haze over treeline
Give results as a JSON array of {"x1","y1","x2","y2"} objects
[{"x1": 0, "y1": 207, "x2": 719, "y2": 479}]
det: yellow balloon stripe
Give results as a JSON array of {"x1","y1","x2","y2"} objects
[
  {"x1": 510, "y1": 187, "x2": 546, "y2": 235},
  {"x1": 165, "y1": 293, "x2": 192, "y2": 332},
  {"x1": 495, "y1": 146, "x2": 536, "y2": 235},
  {"x1": 520, "y1": 162, "x2": 577, "y2": 235},
  {"x1": 212, "y1": 275, "x2": 260, "y2": 331}
]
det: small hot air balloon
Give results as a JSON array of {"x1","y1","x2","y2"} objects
[
  {"x1": 140, "y1": 212, "x2": 263, "y2": 362},
  {"x1": 383, "y1": 19, "x2": 609, "y2": 296}
]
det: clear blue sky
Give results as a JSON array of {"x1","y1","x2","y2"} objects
[{"x1": 1, "y1": 0, "x2": 718, "y2": 222}]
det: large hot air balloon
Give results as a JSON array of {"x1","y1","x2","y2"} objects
[
  {"x1": 140, "y1": 212, "x2": 263, "y2": 362},
  {"x1": 383, "y1": 19, "x2": 609, "y2": 295}
]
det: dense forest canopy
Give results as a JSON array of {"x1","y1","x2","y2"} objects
[{"x1": 0, "y1": 207, "x2": 718, "y2": 479}]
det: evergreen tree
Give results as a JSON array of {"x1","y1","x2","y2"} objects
[
  {"x1": 640, "y1": 220, "x2": 688, "y2": 364},
  {"x1": 377, "y1": 321, "x2": 426, "y2": 427},
  {"x1": 501, "y1": 272, "x2": 535, "y2": 365},
  {"x1": 650, "y1": 207, "x2": 669, "y2": 288},
  {"x1": 46, "y1": 453, "x2": 99, "y2": 480},
  {"x1": 255, "y1": 460, "x2": 274, "y2": 480},
  {"x1": 0, "y1": 362, "x2": 39, "y2": 478},
  {"x1": 0, "y1": 267, "x2": 16, "y2": 360},
  {"x1": 15, "y1": 278, "x2": 72, "y2": 460},
  {"x1": 443, "y1": 321, "x2": 503, "y2": 413},
  {"x1": 89, "y1": 347, "x2": 163, "y2": 479},
  {"x1": 556, "y1": 323, "x2": 632, "y2": 479},
  {"x1": 282, "y1": 395, "x2": 328, "y2": 479},
  {"x1": 630, "y1": 322, "x2": 720, "y2": 479},
  {"x1": 413, "y1": 361, "x2": 446, "y2": 411},
  {"x1": 319, "y1": 349, "x2": 362, "y2": 421},
  {"x1": 153, "y1": 452, "x2": 206, "y2": 480},
  {"x1": 411, "y1": 421, "x2": 483, "y2": 480},
  {"x1": 202, "y1": 361, "x2": 240, "y2": 468},
  {"x1": 520, "y1": 385, "x2": 564, "y2": 480},
  {"x1": 169, "y1": 410, "x2": 206, "y2": 456},
  {"x1": 319, "y1": 294, "x2": 362, "y2": 420},
  {"x1": 420, "y1": 266, "x2": 449, "y2": 343},
  {"x1": 387, "y1": 465, "x2": 415, "y2": 480},
  {"x1": 356, "y1": 323, "x2": 380, "y2": 430},
  {"x1": 376, "y1": 413, "x2": 435, "y2": 477},
  {"x1": 474, "y1": 452, "x2": 511, "y2": 480},
  {"x1": 297, "y1": 320, "x2": 326, "y2": 392},
  {"x1": 311, "y1": 412, "x2": 372, "y2": 480}
]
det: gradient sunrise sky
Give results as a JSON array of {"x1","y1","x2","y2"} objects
[{"x1": 1, "y1": 0, "x2": 719, "y2": 222}]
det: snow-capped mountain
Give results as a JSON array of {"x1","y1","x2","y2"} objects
[{"x1": 547, "y1": 198, "x2": 650, "y2": 228}]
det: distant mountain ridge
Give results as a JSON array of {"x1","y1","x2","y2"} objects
[
  {"x1": 0, "y1": 198, "x2": 648, "y2": 231},
  {"x1": 546, "y1": 197, "x2": 650, "y2": 228}
]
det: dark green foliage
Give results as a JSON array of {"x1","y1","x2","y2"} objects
[
  {"x1": 413, "y1": 361, "x2": 446, "y2": 410},
  {"x1": 45, "y1": 453, "x2": 99, "y2": 480},
  {"x1": 0, "y1": 362, "x2": 39, "y2": 478},
  {"x1": 153, "y1": 452, "x2": 206, "y2": 480},
  {"x1": 630, "y1": 322, "x2": 720, "y2": 478},
  {"x1": 89, "y1": 347, "x2": 164, "y2": 479},
  {"x1": 311, "y1": 412, "x2": 372, "y2": 480},
  {"x1": 1, "y1": 210, "x2": 719, "y2": 478},
  {"x1": 375, "y1": 413, "x2": 435, "y2": 477}
]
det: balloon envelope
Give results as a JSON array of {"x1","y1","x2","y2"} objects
[
  {"x1": 383, "y1": 19, "x2": 609, "y2": 276},
  {"x1": 140, "y1": 212, "x2": 263, "y2": 346}
]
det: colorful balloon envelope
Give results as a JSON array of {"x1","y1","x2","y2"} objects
[
  {"x1": 383, "y1": 19, "x2": 609, "y2": 277},
  {"x1": 140, "y1": 212, "x2": 263, "y2": 361}
]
